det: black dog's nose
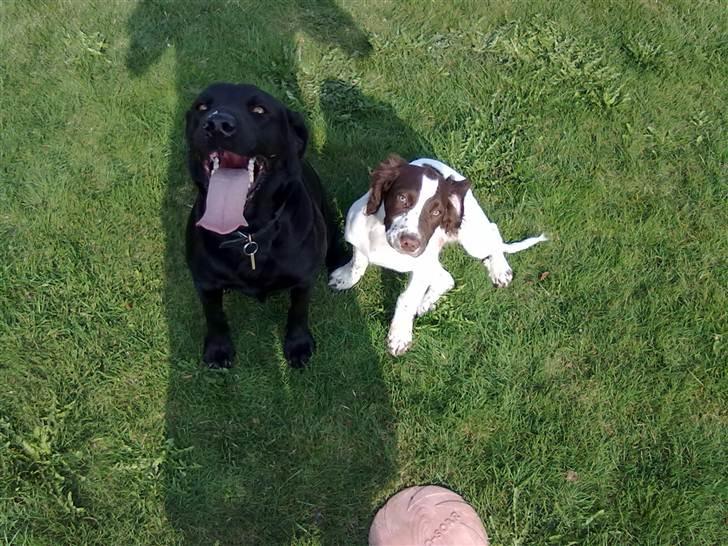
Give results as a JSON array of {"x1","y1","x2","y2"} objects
[
  {"x1": 399, "y1": 234, "x2": 422, "y2": 253},
  {"x1": 203, "y1": 111, "x2": 237, "y2": 137}
]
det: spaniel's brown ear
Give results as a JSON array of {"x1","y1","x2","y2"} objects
[
  {"x1": 442, "y1": 177, "x2": 471, "y2": 234},
  {"x1": 366, "y1": 154, "x2": 407, "y2": 215}
]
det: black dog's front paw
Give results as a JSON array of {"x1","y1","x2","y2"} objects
[
  {"x1": 283, "y1": 328, "x2": 315, "y2": 369},
  {"x1": 203, "y1": 333, "x2": 235, "y2": 368}
]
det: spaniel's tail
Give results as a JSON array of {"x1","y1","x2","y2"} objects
[{"x1": 503, "y1": 233, "x2": 548, "y2": 254}]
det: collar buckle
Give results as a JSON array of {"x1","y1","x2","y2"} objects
[{"x1": 220, "y1": 230, "x2": 258, "y2": 270}]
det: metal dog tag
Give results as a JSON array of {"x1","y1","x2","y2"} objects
[
  {"x1": 219, "y1": 231, "x2": 259, "y2": 270},
  {"x1": 243, "y1": 237, "x2": 258, "y2": 270}
]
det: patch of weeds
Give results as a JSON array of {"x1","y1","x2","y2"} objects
[
  {"x1": 114, "y1": 438, "x2": 200, "y2": 480},
  {"x1": 433, "y1": 92, "x2": 531, "y2": 188},
  {"x1": 1, "y1": 405, "x2": 86, "y2": 516},
  {"x1": 447, "y1": 115, "x2": 523, "y2": 187},
  {"x1": 424, "y1": 32, "x2": 457, "y2": 59},
  {"x1": 689, "y1": 110, "x2": 715, "y2": 146},
  {"x1": 63, "y1": 29, "x2": 111, "y2": 66},
  {"x1": 623, "y1": 32, "x2": 665, "y2": 70},
  {"x1": 478, "y1": 17, "x2": 628, "y2": 109}
]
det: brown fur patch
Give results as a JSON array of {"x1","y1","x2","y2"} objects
[
  {"x1": 366, "y1": 154, "x2": 408, "y2": 215},
  {"x1": 367, "y1": 155, "x2": 472, "y2": 251}
]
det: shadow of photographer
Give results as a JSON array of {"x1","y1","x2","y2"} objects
[{"x1": 125, "y1": 2, "x2": 429, "y2": 542}]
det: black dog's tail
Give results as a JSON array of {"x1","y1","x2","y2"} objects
[
  {"x1": 323, "y1": 197, "x2": 351, "y2": 274},
  {"x1": 301, "y1": 161, "x2": 351, "y2": 274},
  {"x1": 326, "y1": 228, "x2": 350, "y2": 274}
]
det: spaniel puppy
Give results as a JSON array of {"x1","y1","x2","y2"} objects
[{"x1": 329, "y1": 155, "x2": 547, "y2": 355}]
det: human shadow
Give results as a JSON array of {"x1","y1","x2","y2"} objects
[{"x1": 126, "y1": 2, "x2": 399, "y2": 544}]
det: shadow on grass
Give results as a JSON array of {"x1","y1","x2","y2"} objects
[{"x1": 124, "y1": 1, "x2": 426, "y2": 543}]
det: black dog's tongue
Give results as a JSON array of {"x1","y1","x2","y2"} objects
[{"x1": 196, "y1": 167, "x2": 251, "y2": 234}]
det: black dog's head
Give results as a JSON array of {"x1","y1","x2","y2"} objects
[{"x1": 186, "y1": 83, "x2": 309, "y2": 234}]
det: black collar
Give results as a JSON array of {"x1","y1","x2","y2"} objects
[{"x1": 218, "y1": 199, "x2": 286, "y2": 251}]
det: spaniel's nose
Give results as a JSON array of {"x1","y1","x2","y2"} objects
[{"x1": 399, "y1": 234, "x2": 422, "y2": 254}]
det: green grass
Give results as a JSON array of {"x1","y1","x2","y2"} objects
[{"x1": 1, "y1": 0, "x2": 726, "y2": 544}]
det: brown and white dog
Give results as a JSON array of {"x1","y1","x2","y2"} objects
[{"x1": 329, "y1": 155, "x2": 547, "y2": 355}]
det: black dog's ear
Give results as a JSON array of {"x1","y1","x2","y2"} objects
[
  {"x1": 286, "y1": 109, "x2": 309, "y2": 158},
  {"x1": 366, "y1": 154, "x2": 407, "y2": 215},
  {"x1": 442, "y1": 177, "x2": 471, "y2": 234}
]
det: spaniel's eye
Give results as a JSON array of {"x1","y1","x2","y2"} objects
[
  {"x1": 196, "y1": 103, "x2": 208, "y2": 112},
  {"x1": 431, "y1": 209, "x2": 441, "y2": 217},
  {"x1": 251, "y1": 105, "x2": 266, "y2": 115},
  {"x1": 397, "y1": 194, "x2": 407, "y2": 203}
]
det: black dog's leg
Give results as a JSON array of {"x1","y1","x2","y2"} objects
[
  {"x1": 199, "y1": 288, "x2": 235, "y2": 368},
  {"x1": 283, "y1": 285, "x2": 315, "y2": 368}
]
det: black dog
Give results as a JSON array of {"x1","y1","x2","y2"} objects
[{"x1": 185, "y1": 83, "x2": 345, "y2": 368}]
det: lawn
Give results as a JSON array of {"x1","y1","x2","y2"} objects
[{"x1": 1, "y1": 0, "x2": 726, "y2": 544}]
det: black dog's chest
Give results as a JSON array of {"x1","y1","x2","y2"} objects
[{"x1": 187, "y1": 215, "x2": 323, "y2": 297}]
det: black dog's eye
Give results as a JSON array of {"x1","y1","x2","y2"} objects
[
  {"x1": 431, "y1": 209, "x2": 441, "y2": 217},
  {"x1": 196, "y1": 103, "x2": 208, "y2": 112},
  {"x1": 250, "y1": 105, "x2": 266, "y2": 115},
  {"x1": 397, "y1": 193, "x2": 407, "y2": 204}
]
